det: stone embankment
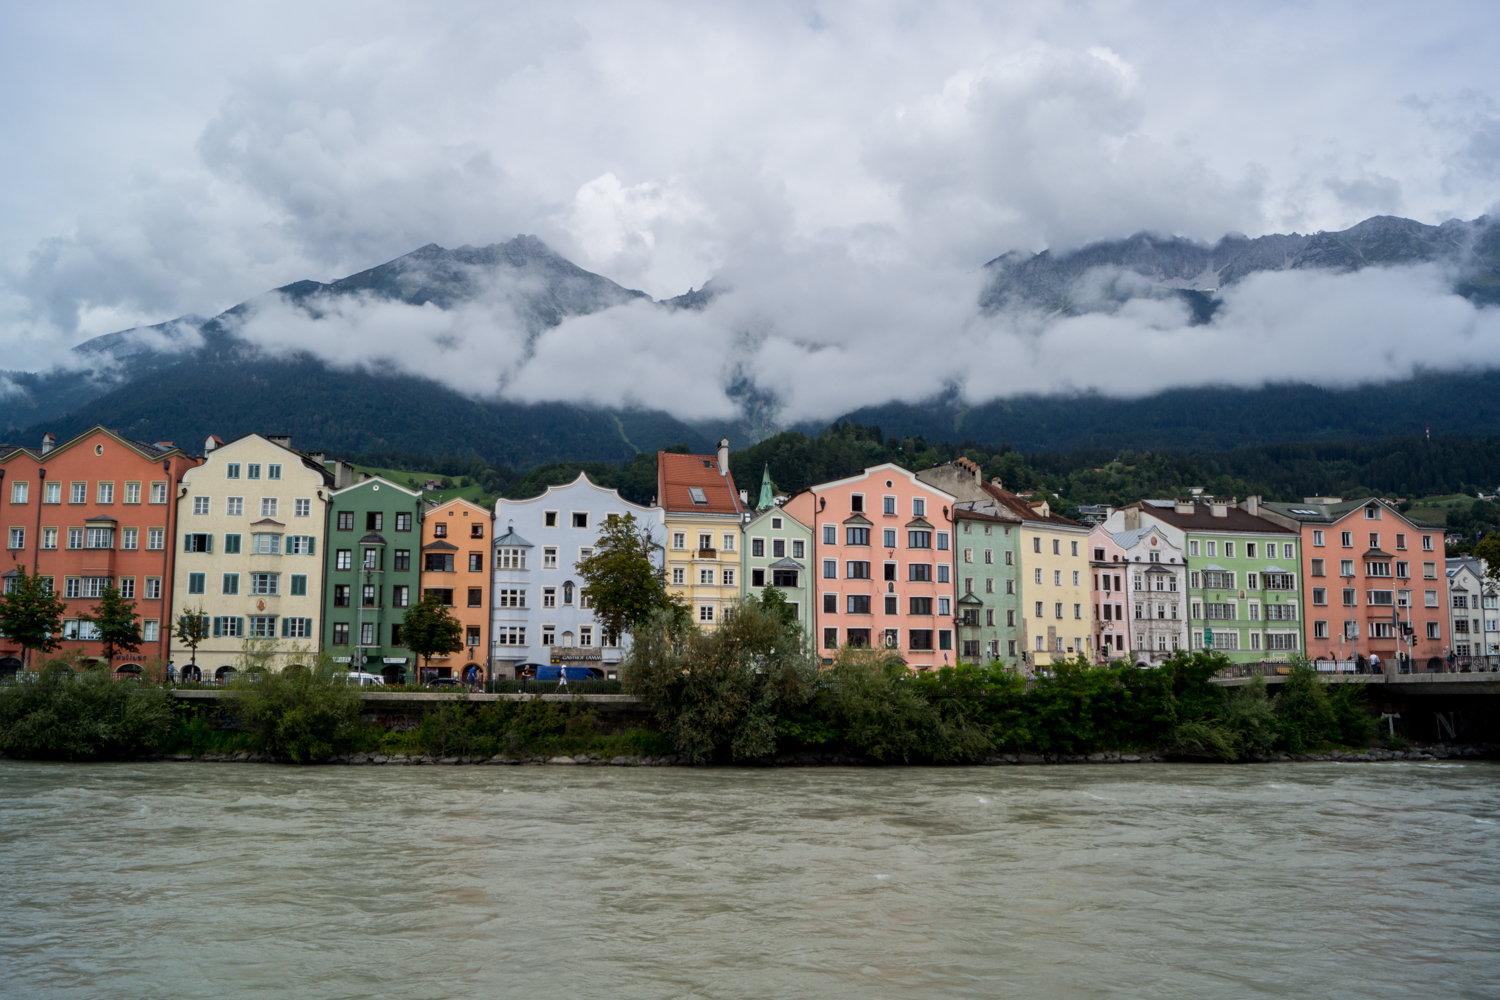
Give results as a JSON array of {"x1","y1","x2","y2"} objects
[{"x1": 161, "y1": 743, "x2": 1498, "y2": 766}]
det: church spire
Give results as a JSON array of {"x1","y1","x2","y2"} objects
[{"x1": 756, "y1": 464, "x2": 776, "y2": 511}]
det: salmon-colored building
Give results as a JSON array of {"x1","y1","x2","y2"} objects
[
  {"x1": 1, "y1": 428, "x2": 199, "y2": 674},
  {"x1": 419, "y1": 496, "x2": 493, "y2": 683},
  {"x1": 1261, "y1": 498, "x2": 1448, "y2": 670},
  {"x1": 784, "y1": 464, "x2": 957, "y2": 669}
]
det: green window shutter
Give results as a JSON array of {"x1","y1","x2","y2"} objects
[
  {"x1": 212, "y1": 617, "x2": 222, "y2": 637},
  {"x1": 237, "y1": 617, "x2": 245, "y2": 637},
  {"x1": 307, "y1": 536, "x2": 316, "y2": 555}
]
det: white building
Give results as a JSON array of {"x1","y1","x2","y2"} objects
[
  {"x1": 1446, "y1": 556, "x2": 1499, "y2": 659},
  {"x1": 491, "y1": 474, "x2": 666, "y2": 678}
]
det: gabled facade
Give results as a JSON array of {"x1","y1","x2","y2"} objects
[
  {"x1": 419, "y1": 496, "x2": 493, "y2": 682},
  {"x1": 658, "y1": 440, "x2": 745, "y2": 631},
  {"x1": 171, "y1": 434, "x2": 334, "y2": 680},
  {"x1": 1261, "y1": 497, "x2": 1447, "y2": 670},
  {"x1": 322, "y1": 477, "x2": 425, "y2": 682},
  {"x1": 1445, "y1": 556, "x2": 1495, "y2": 663},
  {"x1": 785, "y1": 464, "x2": 957, "y2": 669},
  {"x1": 1109, "y1": 497, "x2": 1303, "y2": 665},
  {"x1": 492, "y1": 473, "x2": 666, "y2": 678},
  {"x1": 950, "y1": 503, "x2": 1023, "y2": 664},
  {"x1": 740, "y1": 502, "x2": 812, "y2": 626},
  {"x1": 919, "y1": 461, "x2": 1090, "y2": 670},
  {"x1": 1088, "y1": 523, "x2": 1187, "y2": 665},
  {"x1": 1, "y1": 427, "x2": 198, "y2": 673}
]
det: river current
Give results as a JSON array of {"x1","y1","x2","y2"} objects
[{"x1": 0, "y1": 760, "x2": 1496, "y2": 999}]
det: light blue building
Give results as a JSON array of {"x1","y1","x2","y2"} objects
[{"x1": 491, "y1": 473, "x2": 666, "y2": 679}]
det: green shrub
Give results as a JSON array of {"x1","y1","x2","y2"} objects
[
  {"x1": 821, "y1": 648, "x2": 991, "y2": 763},
  {"x1": 227, "y1": 669, "x2": 362, "y2": 763},
  {"x1": 0, "y1": 664, "x2": 174, "y2": 760}
]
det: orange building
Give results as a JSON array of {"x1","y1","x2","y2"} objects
[
  {"x1": 418, "y1": 496, "x2": 493, "y2": 683},
  {"x1": 1, "y1": 427, "x2": 199, "y2": 674}
]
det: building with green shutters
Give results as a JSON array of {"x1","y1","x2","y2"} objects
[{"x1": 322, "y1": 476, "x2": 425, "y2": 682}]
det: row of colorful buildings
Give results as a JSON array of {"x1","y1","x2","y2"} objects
[{"x1": 0, "y1": 428, "x2": 1471, "y2": 680}]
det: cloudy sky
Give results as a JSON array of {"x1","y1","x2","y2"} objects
[{"x1": 3, "y1": 1, "x2": 1498, "y2": 421}]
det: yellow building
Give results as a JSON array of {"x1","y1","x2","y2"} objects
[
  {"x1": 979, "y1": 483, "x2": 1093, "y2": 669},
  {"x1": 657, "y1": 440, "x2": 746, "y2": 629}
]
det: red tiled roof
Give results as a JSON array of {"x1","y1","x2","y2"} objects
[
  {"x1": 657, "y1": 451, "x2": 743, "y2": 515},
  {"x1": 978, "y1": 481, "x2": 1084, "y2": 527}
]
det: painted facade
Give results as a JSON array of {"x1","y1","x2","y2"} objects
[
  {"x1": 740, "y1": 502, "x2": 812, "y2": 626},
  {"x1": 170, "y1": 434, "x2": 335, "y2": 680},
  {"x1": 1088, "y1": 523, "x2": 1188, "y2": 664},
  {"x1": 950, "y1": 505, "x2": 1023, "y2": 663},
  {"x1": 784, "y1": 464, "x2": 957, "y2": 669},
  {"x1": 658, "y1": 441, "x2": 745, "y2": 631},
  {"x1": 491, "y1": 473, "x2": 666, "y2": 678},
  {"x1": 322, "y1": 477, "x2": 425, "y2": 682},
  {"x1": 418, "y1": 496, "x2": 493, "y2": 682},
  {"x1": 1445, "y1": 557, "x2": 1494, "y2": 662},
  {"x1": 1, "y1": 427, "x2": 197, "y2": 674},
  {"x1": 1109, "y1": 498, "x2": 1303, "y2": 665},
  {"x1": 1259, "y1": 498, "x2": 1447, "y2": 670}
]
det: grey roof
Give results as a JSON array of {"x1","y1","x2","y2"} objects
[
  {"x1": 768, "y1": 557, "x2": 805, "y2": 570},
  {"x1": 494, "y1": 528, "x2": 533, "y2": 547},
  {"x1": 359, "y1": 532, "x2": 387, "y2": 545}
]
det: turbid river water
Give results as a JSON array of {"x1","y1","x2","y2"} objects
[{"x1": 0, "y1": 760, "x2": 1496, "y2": 999}]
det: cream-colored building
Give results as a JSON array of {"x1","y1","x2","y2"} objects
[
  {"x1": 170, "y1": 434, "x2": 342, "y2": 680},
  {"x1": 657, "y1": 441, "x2": 746, "y2": 630}
]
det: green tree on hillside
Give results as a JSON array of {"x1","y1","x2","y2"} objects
[
  {"x1": 0, "y1": 566, "x2": 67, "y2": 669},
  {"x1": 79, "y1": 585, "x2": 141, "y2": 664}
]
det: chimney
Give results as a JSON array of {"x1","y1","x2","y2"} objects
[
  {"x1": 203, "y1": 435, "x2": 217, "y2": 454},
  {"x1": 717, "y1": 438, "x2": 730, "y2": 476},
  {"x1": 308, "y1": 452, "x2": 325, "y2": 466},
  {"x1": 1123, "y1": 507, "x2": 1140, "y2": 530},
  {"x1": 1174, "y1": 499, "x2": 1194, "y2": 515},
  {"x1": 268, "y1": 435, "x2": 292, "y2": 450},
  {"x1": 1210, "y1": 499, "x2": 1229, "y2": 518},
  {"x1": 991, "y1": 477, "x2": 1003, "y2": 490},
  {"x1": 40, "y1": 432, "x2": 55, "y2": 454},
  {"x1": 1244, "y1": 495, "x2": 1260, "y2": 517},
  {"x1": 739, "y1": 489, "x2": 748, "y2": 505}
]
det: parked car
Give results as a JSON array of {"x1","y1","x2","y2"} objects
[
  {"x1": 424, "y1": 677, "x2": 467, "y2": 690},
  {"x1": 340, "y1": 671, "x2": 387, "y2": 687}
]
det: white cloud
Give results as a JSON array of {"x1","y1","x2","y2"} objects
[{"x1": 1, "y1": 0, "x2": 1497, "y2": 428}]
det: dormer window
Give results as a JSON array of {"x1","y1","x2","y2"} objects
[{"x1": 688, "y1": 487, "x2": 708, "y2": 505}]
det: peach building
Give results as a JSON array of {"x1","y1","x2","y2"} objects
[
  {"x1": 784, "y1": 464, "x2": 957, "y2": 669},
  {"x1": 418, "y1": 496, "x2": 494, "y2": 682}
]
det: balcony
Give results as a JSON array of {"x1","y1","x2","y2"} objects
[{"x1": 697, "y1": 548, "x2": 717, "y2": 559}]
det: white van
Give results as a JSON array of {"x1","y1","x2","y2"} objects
[{"x1": 340, "y1": 671, "x2": 387, "y2": 687}]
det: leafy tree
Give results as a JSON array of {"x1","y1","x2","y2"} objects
[
  {"x1": 1473, "y1": 531, "x2": 1500, "y2": 584},
  {"x1": 624, "y1": 599, "x2": 817, "y2": 762},
  {"x1": 401, "y1": 593, "x2": 464, "y2": 669},
  {"x1": 174, "y1": 608, "x2": 209, "y2": 670},
  {"x1": 757, "y1": 586, "x2": 799, "y2": 629},
  {"x1": 79, "y1": 585, "x2": 141, "y2": 664},
  {"x1": 575, "y1": 513, "x2": 680, "y2": 641},
  {"x1": 0, "y1": 565, "x2": 67, "y2": 668}
]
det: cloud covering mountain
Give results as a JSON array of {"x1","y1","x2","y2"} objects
[{"x1": 2, "y1": 2, "x2": 1499, "y2": 427}]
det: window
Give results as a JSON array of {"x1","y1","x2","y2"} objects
[
  {"x1": 68, "y1": 482, "x2": 86, "y2": 504},
  {"x1": 882, "y1": 496, "x2": 897, "y2": 515},
  {"x1": 425, "y1": 553, "x2": 455, "y2": 572},
  {"x1": 792, "y1": 540, "x2": 805, "y2": 559},
  {"x1": 43, "y1": 482, "x2": 60, "y2": 504},
  {"x1": 545, "y1": 511, "x2": 559, "y2": 528},
  {"x1": 121, "y1": 528, "x2": 138, "y2": 550},
  {"x1": 1341, "y1": 531, "x2": 1352, "y2": 547},
  {"x1": 698, "y1": 533, "x2": 712, "y2": 551},
  {"x1": 7, "y1": 527, "x2": 23, "y2": 550},
  {"x1": 359, "y1": 511, "x2": 379, "y2": 531},
  {"x1": 772, "y1": 539, "x2": 785, "y2": 559},
  {"x1": 752, "y1": 568, "x2": 767, "y2": 588},
  {"x1": 1339, "y1": 560, "x2": 1355, "y2": 577},
  {"x1": 672, "y1": 532, "x2": 686, "y2": 550},
  {"x1": 699, "y1": 605, "x2": 715, "y2": 623},
  {"x1": 886, "y1": 595, "x2": 900, "y2": 615},
  {"x1": 284, "y1": 574, "x2": 305, "y2": 597},
  {"x1": 428, "y1": 588, "x2": 457, "y2": 607},
  {"x1": 144, "y1": 578, "x2": 161, "y2": 600},
  {"x1": 847, "y1": 526, "x2": 870, "y2": 546},
  {"x1": 848, "y1": 594, "x2": 871, "y2": 615},
  {"x1": 336, "y1": 550, "x2": 352, "y2": 571},
  {"x1": 671, "y1": 568, "x2": 685, "y2": 585},
  {"x1": 908, "y1": 564, "x2": 931, "y2": 582},
  {"x1": 824, "y1": 593, "x2": 838, "y2": 614},
  {"x1": 225, "y1": 463, "x2": 241, "y2": 480},
  {"x1": 699, "y1": 568, "x2": 715, "y2": 585},
  {"x1": 333, "y1": 623, "x2": 350, "y2": 645},
  {"x1": 1311, "y1": 558, "x2": 1325, "y2": 576},
  {"x1": 723, "y1": 569, "x2": 735, "y2": 587},
  {"x1": 280, "y1": 618, "x2": 312, "y2": 639},
  {"x1": 8, "y1": 482, "x2": 26, "y2": 504},
  {"x1": 247, "y1": 464, "x2": 261, "y2": 480},
  {"x1": 909, "y1": 596, "x2": 932, "y2": 615},
  {"x1": 1423, "y1": 562, "x2": 1436, "y2": 579},
  {"x1": 251, "y1": 573, "x2": 279, "y2": 596},
  {"x1": 1035, "y1": 601, "x2": 1043, "y2": 617},
  {"x1": 1189, "y1": 540, "x2": 1199, "y2": 557},
  {"x1": 267, "y1": 464, "x2": 282, "y2": 481},
  {"x1": 140, "y1": 619, "x2": 158, "y2": 643},
  {"x1": 572, "y1": 512, "x2": 588, "y2": 529},
  {"x1": 1203, "y1": 570, "x2": 1233, "y2": 590},
  {"x1": 1205, "y1": 603, "x2": 1237, "y2": 620},
  {"x1": 360, "y1": 622, "x2": 375, "y2": 646},
  {"x1": 42, "y1": 528, "x2": 57, "y2": 550},
  {"x1": 909, "y1": 630, "x2": 934, "y2": 651},
  {"x1": 1452, "y1": 594, "x2": 1469, "y2": 610},
  {"x1": 392, "y1": 586, "x2": 409, "y2": 608},
  {"x1": 1054, "y1": 570, "x2": 1062, "y2": 586},
  {"x1": 468, "y1": 553, "x2": 483, "y2": 573},
  {"x1": 96, "y1": 482, "x2": 114, "y2": 505},
  {"x1": 496, "y1": 588, "x2": 524, "y2": 608},
  {"x1": 337, "y1": 511, "x2": 354, "y2": 531},
  {"x1": 1395, "y1": 561, "x2": 1409, "y2": 578},
  {"x1": 287, "y1": 498, "x2": 309, "y2": 519},
  {"x1": 214, "y1": 617, "x2": 244, "y2": 638},
  {"x1": 252, "y1": 534, "x2": 281, "y2": 555},
  {"x1": 498, "y1": 547, "x2": 526, "y2": 569},
  {"x1": 222, "y1": 573, "x2": 240, "y2": 595},
  {"x1": 219, "y1": 496, "x2": 242, "y2": 518},
  {"x1": 1312, "y1": 588, "x2": 1327, "y2": 605},
  {"x1": 847, "y1": 561, "x2": 871, "y2": 580},
  {"x1": 1223, "y1": 541, "x2": 1234, "y2": 559},
  {"x1": 722, "y1": 534, "x2": 735, "y2": 552},
  {"x1": 248, "y1": 616, "x2": 277, "y2": 639},
  {"x1": 1206, "y1": 541, "x2": 1216, "y2": 557},
  {"x1": 1365, "y1": 561, "x2": 1391, "y2": 578},
  {"x1": 1055, "y1": 602, "x2": 1064, "y2": 619},
  {"x1": 287, "y1": 535, "x2": 315, "y2": 555},
  {"x1": 823, "y1": 559, "x2": 837, "y2": 579},
  {"x1": 1422, "y1": 535, "x2": 1433, "y2": 551},
  {"x1": 188, "y1": 573, "x2": 205, "y2": 595},
  {"x1": 192, "y1": 496, "x2": 209, "y2": 515},
  {"x1": 1343, "y1": 589, "x2": 1356, "y2": 606},
  {"x1": 908, "y1": 530, "x2": 932, "y2": 549},
  {"x1": 184, "y1": 533, "x2": 212, "y2": 553},
  {"x1": 147, "y1": 482, "x2": 167, "y2": 505},
  {"x1": 912, "y1": 498, "x2": 926, "y2": 517}
]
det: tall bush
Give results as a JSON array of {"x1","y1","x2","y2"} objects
[
  {"x1": 0, "y1": 663, "x2": 174, "y2": 760},
  {"x1": 227, "y1": 665, "x2": 362, "y2": 763}
]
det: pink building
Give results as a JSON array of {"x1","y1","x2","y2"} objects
[{"x1": 783, "y1": 464, "x2": 957, "y2": 669}]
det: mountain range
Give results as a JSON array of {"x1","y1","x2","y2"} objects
[{"x1": 3, "y1": 213, "x2": 1498, "y2": 465}]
